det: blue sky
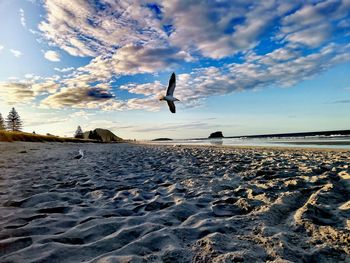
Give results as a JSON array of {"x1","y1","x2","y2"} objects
[{"x1": 0, "y1": 0, "x2": 349, "y2": 139}]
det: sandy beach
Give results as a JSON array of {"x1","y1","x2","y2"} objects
[{"x1": 0, "y1": 142, "x2": 349, "y2": 262}]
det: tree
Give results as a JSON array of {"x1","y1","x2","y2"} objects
[
  {"x1": 0, "y1": 113, "x2": 5, "y2": 130},
  {"x1": 6, "y1": 108, "x2": 22, "y2": 131},
  {"x1": 74, "y1": 125, "x2": 84, "y2": 138},
  {"x1": 88, "y1": 130, "x2": 102, "y2": 141}
]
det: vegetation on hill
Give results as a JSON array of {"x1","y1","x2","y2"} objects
[{"x1": 0, "y1": 130, "x2": 95, "y2": 143}]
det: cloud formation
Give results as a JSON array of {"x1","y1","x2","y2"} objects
[
  {"x1": 0, "y1": 82, "x2": 35, "y2": 104},
  {"x1": 19, "y1": 8, "x2": 26, "y2": 27},
  {"x1": 38, "y1": 0, "x2": 350, "y2": 59},
  {"x1": 79, "y1": 45, "x2": 192, "y2": 77},
  {"x1": 162, "y1": 1, "x2": 288, "y2": 58},
  {"x1": 121, "y1": 43, "x2": 350, "y2": 109},
  {"x1": 38, "y1": 0, "x2": 167, "y2": 57},
  {"x1": 54, "y1": 67, "x2": 74, "y2": 72},
  {"x1": 44, "y1": 50, "x2": 60, "y2": 62},
  {"x1": 41, "y1": 86, "x2": 116, "y2": 109},
  {"x1": 1, "y1": 0, "x2": 350, "y2": 113},
  {"x1": 10, "y1": 49, "x2": 22, "y2": 58},
  {"x1": 330, "y1": 99, "x2": 350, "y2": 104}
]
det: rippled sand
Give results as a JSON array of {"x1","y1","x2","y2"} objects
[{"x1": 0, "y1": 142, "x2": 349, "y2": 262}]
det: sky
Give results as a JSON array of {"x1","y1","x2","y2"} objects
[{"x1": 0, "y1": 0, "x2": 349, "y2": 140}]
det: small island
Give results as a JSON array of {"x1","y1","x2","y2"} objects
[
  {"x1": 152, "y1": 138, "x2": 173, "y2": 141},
  {"x1": 208, "y1": 131, "x2": 224, "y2": 138}
]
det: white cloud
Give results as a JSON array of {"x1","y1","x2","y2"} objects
[
  {"x1": 0, "y1": 45, "x2": 4, "y2": 52},
  {"x1": 19, "y1": 8, "x2": 26, "y2": 27},
  {"x1": 126, "y1": 96, "x2": 161, "y2": 112},
  {"x1": 70, "y1": 110, "x2": 95, "y2": 120},
  {"x1": 25, "y1": 115, "x2": 69, "y2": 127},
  {"x1": 280, "y1": 0, "x2": 350, "y2": 48},
  {"x1": 24, "y1": 74, "x2": 34, "y2": 79},
  {"x1": 163, "y1": 1, "x2": 300, "y2": 58},
  {"x1": 44, "y1": 50, "x2": 60, "y2": 62},
  {"x1": 285, "y1": 24, "x2": 331, "y2": 47},
  {"x1": 23, "y1": 74, "x2": 42, "y2": 81},
  {"x1": 32, "y1": 81, "x2": 59, "y2": 94},
  {"x1": 10, "y1": 49, "x2": 22, "y2": 58},
  {"x1": 79, "y1": 45, "x2": 192, "y2": 78},
  {"x1": 54, "y1": 67, "x2": 74, "y2": 72},
  {"x1": 120, "y1": 81, "x2": 164, "y2": 96},
  {"x1": 38, "y1": 0, "x2": 167, "y2": 57}
]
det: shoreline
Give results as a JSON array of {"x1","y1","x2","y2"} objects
[
  {"x1": 2, "y1": 140, "x2": 349, "y2": 153},
  {"x1": 137, "y1": 141, "x2": 350, "y2": 152}
]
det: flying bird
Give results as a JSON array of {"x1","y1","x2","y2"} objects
[{"x1": 160, "y1": 72, "x2": 179, "y2": 113}]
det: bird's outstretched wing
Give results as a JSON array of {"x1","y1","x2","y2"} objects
[
  {"x1": 166, "y1": 72, "x2": 176, "y2": 96},
  {"x1": 167, "y1": 101, "x2": 176, "y2": 113}
]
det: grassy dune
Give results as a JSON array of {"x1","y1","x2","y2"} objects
[{"x1": 0, "y1": 130, "x2": 95, "y2": 143}]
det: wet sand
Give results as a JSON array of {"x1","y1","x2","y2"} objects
[{"x1": 0, "y1": 142, "x2": 349, "y2": 262}]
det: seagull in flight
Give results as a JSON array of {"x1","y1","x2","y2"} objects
[{"x1": 160, "y1": 72, "x2": 179, "y2": 113}]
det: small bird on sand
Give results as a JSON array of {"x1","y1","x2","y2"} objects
[
  {"x1": 74, "y1": 149, "x2": 84, "y2": 160},
  {"x1": 160, "y1": 72, "x2": 180, "y2": 113}
]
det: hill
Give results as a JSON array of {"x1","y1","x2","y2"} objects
[{"x1": 83, "y1": 128, "x2": 123, "y2": 142}]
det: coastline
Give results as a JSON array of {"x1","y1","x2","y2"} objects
[
  {"x1": 137, "y1": 141, "x2": 350, "y2": 152},
  {"x1": 1, "y1": 142, "x2": 349, "y2": 262},
  {"x1": 141, "y1": 135, "x2": 350, "y2": 151}
]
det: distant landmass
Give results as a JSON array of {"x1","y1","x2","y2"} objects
[
  {"x1": 226, "y1": 129, "x2": 350, "y2": 139},
  {"x1": 83, "y1": 128, "x2": 123, "y2": 142},
  {"x1": 186, "y1": 129, "x2": 350, "y2": 141},
  {"x1": 152, "y1": 138, "x2": 173, "y2": 141},
  {"x1": 209, "y1": 131, "x2": 224, "y2": 138}
]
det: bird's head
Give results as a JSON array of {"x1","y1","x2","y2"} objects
[{"x1": 159, "y1": 95, "x2": 165, "y2": 101}]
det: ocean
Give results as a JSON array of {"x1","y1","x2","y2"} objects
[{"x1": 149, "y1": 135, "x2": 350, "y2": 149}]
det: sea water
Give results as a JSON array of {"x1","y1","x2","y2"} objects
[{"x1": 149, "y1": 136, "x2": 350, "y2": 150}]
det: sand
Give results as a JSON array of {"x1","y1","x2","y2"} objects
[{"x1": 0, "y1": 142, "x2": 349, "y2": 262}]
